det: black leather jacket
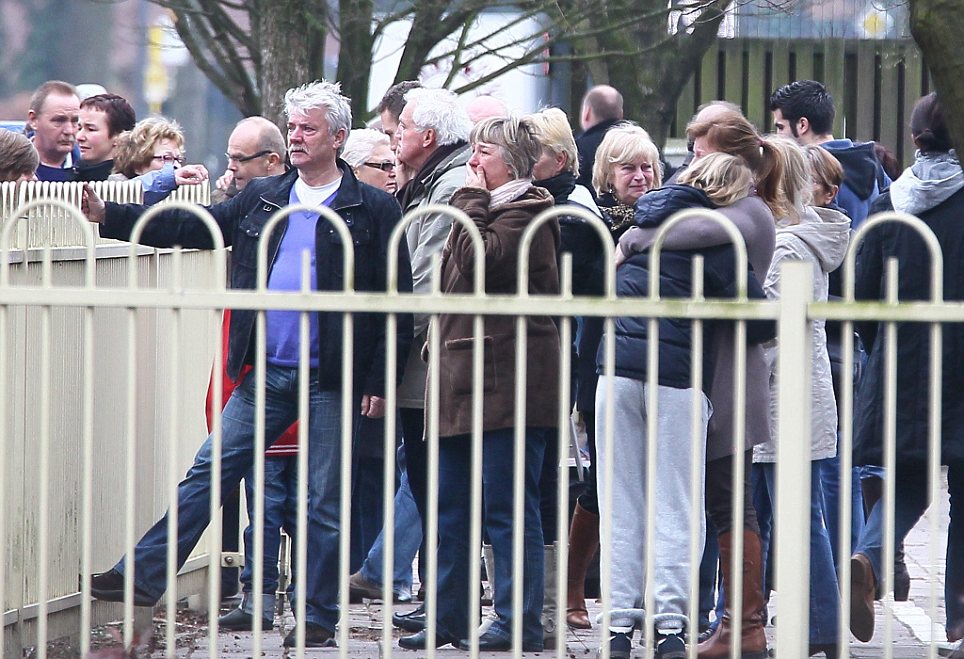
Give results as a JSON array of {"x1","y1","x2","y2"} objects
[{"x1": 101, "y1": 160, "x2": 414, "y2": 396}]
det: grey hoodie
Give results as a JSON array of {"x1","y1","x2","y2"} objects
[
  {"x1": 756, "y1": 205, "x2": 851, "y2": 463},
  {"x1": 889, "y1": 149, "x2": 964, "y2": 216}
]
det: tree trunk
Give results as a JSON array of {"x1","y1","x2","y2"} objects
[
  {"x1": 336, "y1": 0, "x2": 375, "y2": 122},
  {"x1": 255, "y1": 0, "x2": 326, "y2": 130},
  {"x1": 909, "y1": 0, "x2": 964, "y2": 154}
]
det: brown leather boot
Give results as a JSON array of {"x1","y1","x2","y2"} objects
[
  {"x1": 565, "y1": 502, "x2": 599, "y2": 629},
  {"x1": 698, "y1": 531, "x2": 767, "y2": 659}
]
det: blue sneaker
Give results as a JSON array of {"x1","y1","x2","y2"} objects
[
  {"x1": 655, "y1": 632, "x2": 686, "y2": 659},
  {"x1": 600, "y1": 631, "x2": 632, "y2": 659}
]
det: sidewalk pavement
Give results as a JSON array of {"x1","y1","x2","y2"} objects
[{"x1": 162, "y1": 470, "x2": 958, "y2": 658}]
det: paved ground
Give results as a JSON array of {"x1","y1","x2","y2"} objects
[{"x1": 99, "y1": 470, "x2": 960, "y2": 658}]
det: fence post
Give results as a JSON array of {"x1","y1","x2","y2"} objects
[{"x1": 774, "y1": 260, "x2": 813, "y2": 659}]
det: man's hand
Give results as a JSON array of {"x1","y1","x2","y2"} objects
[
  {"x1": 81, "y1": 184, "x2": 106, "y2": 224},
  {"x1": 216, "y1": 170, "x2": 234, "y2": 192},
  {"x1": 175, "y1": 164, "x2": 209, "y2": 186},
  {"x1": 360, "y1": 394, "x2": 385, "y2": 419}
]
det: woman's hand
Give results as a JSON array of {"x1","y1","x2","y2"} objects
[
  {"x1": 175, "y1": 164, "x2": 209, "y2": 186},
  {"x1": 465, "y1": 164, "x2": 487, "y2": 190}
]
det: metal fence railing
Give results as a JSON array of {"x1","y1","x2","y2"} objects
[{"x1": 0, "y1": 192, "x2": 960, "y2": 659}]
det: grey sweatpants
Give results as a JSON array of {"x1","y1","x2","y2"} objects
[{"x1": 595, "y1": 375, "x2": 710, "y2": 632}]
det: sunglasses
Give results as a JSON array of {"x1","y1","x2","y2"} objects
[
  {"x1": 363, "y1": 161, "x2": 395, "y2": 172},
  {"x1": 225, "y1": 149, "x2": 272, "y2": 163}
]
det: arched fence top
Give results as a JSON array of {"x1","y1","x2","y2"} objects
[
  {"x1": 519, "y1": 205, "x2": 615, "y2": 300},
  {"x1": 126, "y1": 201, "x2": 227, "y2": 291},
  {"x1": 386, "y1": 204, "x2": 482, "y2": 296},
  {"x1": 843, "y1": 210, "x2": 944, "y2": 304},
  {"x1": 647, "y1": 208, "x2": 750, "y2": 301},
  {"x1": 1, "y1": 198, "x2": 96, "y2": 289}
]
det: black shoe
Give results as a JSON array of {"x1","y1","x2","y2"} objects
[
  {"x1": 600, "y1": 631, "x2": 633, "y2": 659},
  {"x1": 218, "y1": 607, "x2": 273, "y2": 631},
  {"x1": 282, "y1": 623, "x2": 336, "y2": 648},
  {"x1": 89, "y1": 569, "x2": 157, "y2": 607},
  {"x1": 655, "y1": 632, "x2": 686, "y2": 659},
  {"x1": 458, "y1": 629, "x2": 543, "y2": 652},
  {"x1": 398, "y1": 629, "x2": 458, "y2": 650},
  {"x1": 392, "y1": 604, "x2": 426, "y2": 632}
]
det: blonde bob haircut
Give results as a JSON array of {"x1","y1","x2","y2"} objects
[
  {"x1": 803, "y1": 144, "x2": 844, "y2": 197},
  {"x1": 592, "y1": 123, "x2": 663, "y2": 197},
  {"x1": 525, "y1": 107, "x2": 579, "y2": 177},
  {"x1": 677, "y1": 152, "x2": 754, "y2": 208},
  {"x1": 112, "y1": 117, "x2": 186, "y2": 179},
  {"x1": 470, "y1": 115, "x2": 543, "y2": 180}
]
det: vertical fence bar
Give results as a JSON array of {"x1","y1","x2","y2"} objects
[
  {"x1": 36, "y1": 247, "x2": 53, "y2": 659},
  {"x1": 882, "y1": 259, "x2": 899, "y2": 659},
  {"x1": 688, "y1": 257, "x2": 705, "y2": 659},
  {"x1": 555, "y1": 254, "x2": 573, "y2": 658},
  {"x1": 164, "y1": 248, "x2": 183, "y2": 658},
  {"x1": 774, "y1": 260, "x2": 813, "y2": 659}
]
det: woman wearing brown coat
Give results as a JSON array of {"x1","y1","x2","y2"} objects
[{"x1": 398, "y1": 116, "x2": 560, "y2": 652}]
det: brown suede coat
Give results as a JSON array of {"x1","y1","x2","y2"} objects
[{"x1": 431, "y1": 185, "x2": 561, "y2": 439}]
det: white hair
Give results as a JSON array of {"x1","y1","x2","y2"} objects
[
  {"x1": 283, "y1": 80, "x2": 352, "y2": 137},
  {"x1": 404, "y1": 87, "x2": 471, "y2": 147},
  {"x1": 341, "y1": 128, "x2": 390, "y2": 169}
]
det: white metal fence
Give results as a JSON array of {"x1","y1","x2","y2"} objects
[{"x1": 0, "y1": 187, "x2": 959, "y2": 659}]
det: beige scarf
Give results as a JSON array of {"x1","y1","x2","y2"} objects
[{"x1": 489, "y1": 178, "x2": 533, "y2": 210}]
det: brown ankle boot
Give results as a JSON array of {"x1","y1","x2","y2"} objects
[
  {"x1": 565, "y1": 502, "x2": 599, "y2": 629},
  {"x1": 698, "y1": 531, "x2": 767, "y2": 659}
]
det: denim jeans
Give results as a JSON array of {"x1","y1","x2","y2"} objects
[
  {"x1": 435, "y1": 427, "x2": 548, "y2": 647},
  {"x1": 820, "y1": 453, "x2": 865, "y2": 571},
  {"x1": 854, "y1": 463, "x2": 963, "y2": 639},
  {"x1": 240, "y1": 455, "x2": 298, "y2": 596},
  {"x1": 359, "y1": 443, "x2": 421, "y2": 597},
  {"x1": 115, "y1": 363, "x2": 351, "y2": 633},
  {"x1": 753, "y1": 460, "x2": 840, "y2": 644}
]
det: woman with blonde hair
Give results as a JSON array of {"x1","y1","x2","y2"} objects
[
  {"x1": 592, "y1": 123, "x2": 662, "y2": 239},
  {"x1": 110, "y1": 116, "x2": 208, "y2": 202},
  {"x1": 753, "y1": 136, "x2": 850, "y2": 657}
]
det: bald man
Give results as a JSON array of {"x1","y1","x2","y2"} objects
[
  {"x1": 575, "y1": 84, "x2": 624, "y2": 196},
  {"x1": 215, "y1": 116, "x2": 287, "y2": 199},
  {"x1": 465, "y1": 94, "x2": 509, "y2": 124}
]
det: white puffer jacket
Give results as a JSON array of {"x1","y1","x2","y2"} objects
[{"x1": 755, "y1": 205, "x2": 851, "y2": 463}]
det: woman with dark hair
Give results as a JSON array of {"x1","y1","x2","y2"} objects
[
  {"x1": 849, "y1": 92, "x2": 964, "y2": 650},
  {"x1": 398, "y1": 115, "x2": 560, "y2": 653}
]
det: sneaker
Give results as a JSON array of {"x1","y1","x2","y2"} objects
[
  {"x1": 89, "y1": 569, "x2": 158, "y2": 607},
  {"x1": 600, "y1": 631, "x2": 632, "y2": 659},
  {"x1": 282, "y1": 622, "x2": 336, "y2": 648},
  {"x1": 655, "y1": 632, "x2": 686, "y2": 659}
]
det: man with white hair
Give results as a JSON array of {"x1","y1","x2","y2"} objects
[
  {"x1": 83, "y1": 80, "x2": 414, "y2": 649},
  {"x1": 386, "y1": 87, "x2": 473, "y2": 639}
]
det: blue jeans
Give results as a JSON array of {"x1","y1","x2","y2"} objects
[
  {"x1": 435, "y1": 427, "x2": 548, "y2": 647},
  {"x1": 359, "y1": 443, "x2": 421, "y2": 596},
  {"x1": 116, "y1": 363, "x2": 351, "y2": 633},
  {"x1": 752, "y1": 460, "x2": 840, "y2": 644},
  {"x1": 820, "y1": 453, "x2": 865, "y2": 572},
  {"x1": 854, "y1": 463, "x2": 964, "y2": 639},
  {"x1": 240, "y1": 455, "x2": 298, "y2": 596}
]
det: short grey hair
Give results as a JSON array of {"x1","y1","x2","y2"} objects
[
  {"x1": 341, "y1": 128, "x2": 390, "y2": 169},
  {"x1": 404, "y1": 88, "x2": 471, "y2": 147},
  {"x1": 283, "y1": 80, "x2": 352, "y2": 137},
  {"x1": 470, "y1": 115, "x2": 542, "y2": 180}
]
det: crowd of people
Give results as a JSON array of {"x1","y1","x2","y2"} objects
[{"x1": 2, "y1": 76, "x2": 961, "y2": 658}]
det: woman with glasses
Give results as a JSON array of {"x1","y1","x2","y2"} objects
[
  {"x1": 341, "y1": 128, "x2": 397, "y2": 194},
  {"x1": 110, "y1": 116, "x2": 208, "y2": 203}
]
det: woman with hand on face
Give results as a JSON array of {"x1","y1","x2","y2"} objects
[
  {"x1": 591, "y1": 123, "x2": 662, "y2": 240},
  {"x1": 398, "y1": 115, "x2": 560, "y2": 653},
  {"x1": 110, "y1": 117, "x2": 209, "y2": 203},
  {"x1": 341, "y1": 128, "x2": 397, "y2": 194}
]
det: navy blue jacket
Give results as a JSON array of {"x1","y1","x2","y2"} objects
[
  {"x1": 100, "y1": 161, "x2": 414, "y2": 397},
  {"x1": 600, "y1": 185, "x2": 772, "y2": 388}
]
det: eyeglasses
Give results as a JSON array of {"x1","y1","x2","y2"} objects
[
  {"x1": 363, "y1": 161, "x2": 395, "y2": 172},
  {"x1": 225, "y1": 149, "x2": 272, "y2": 163},
  {"x1": 152, "y1": 154, "x2": 184, "y2": 166}
]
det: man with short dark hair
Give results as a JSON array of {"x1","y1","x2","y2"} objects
[
  {"x1": 575, "y1": 84, "x2": 624, "y2": 196},
  {"x1": 770, "y1": 79, "x2": 889, "y2": 228},
  {"x1": 76, "y1": 93, "x2": 136, "y2": 181},
  {"x1": 83, "y1": 80, "x2": 413, "y2": 650},
  {"x1": 27, "y1": 80, "x2": 81, "y2": 182},
  {"x1": 376, "y1": 80, "x2": 422, "y2": 148}
]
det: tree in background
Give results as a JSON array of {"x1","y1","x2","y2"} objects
[{"x1": 909, "y1": 0, "x2": 964, "y2": 153}]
